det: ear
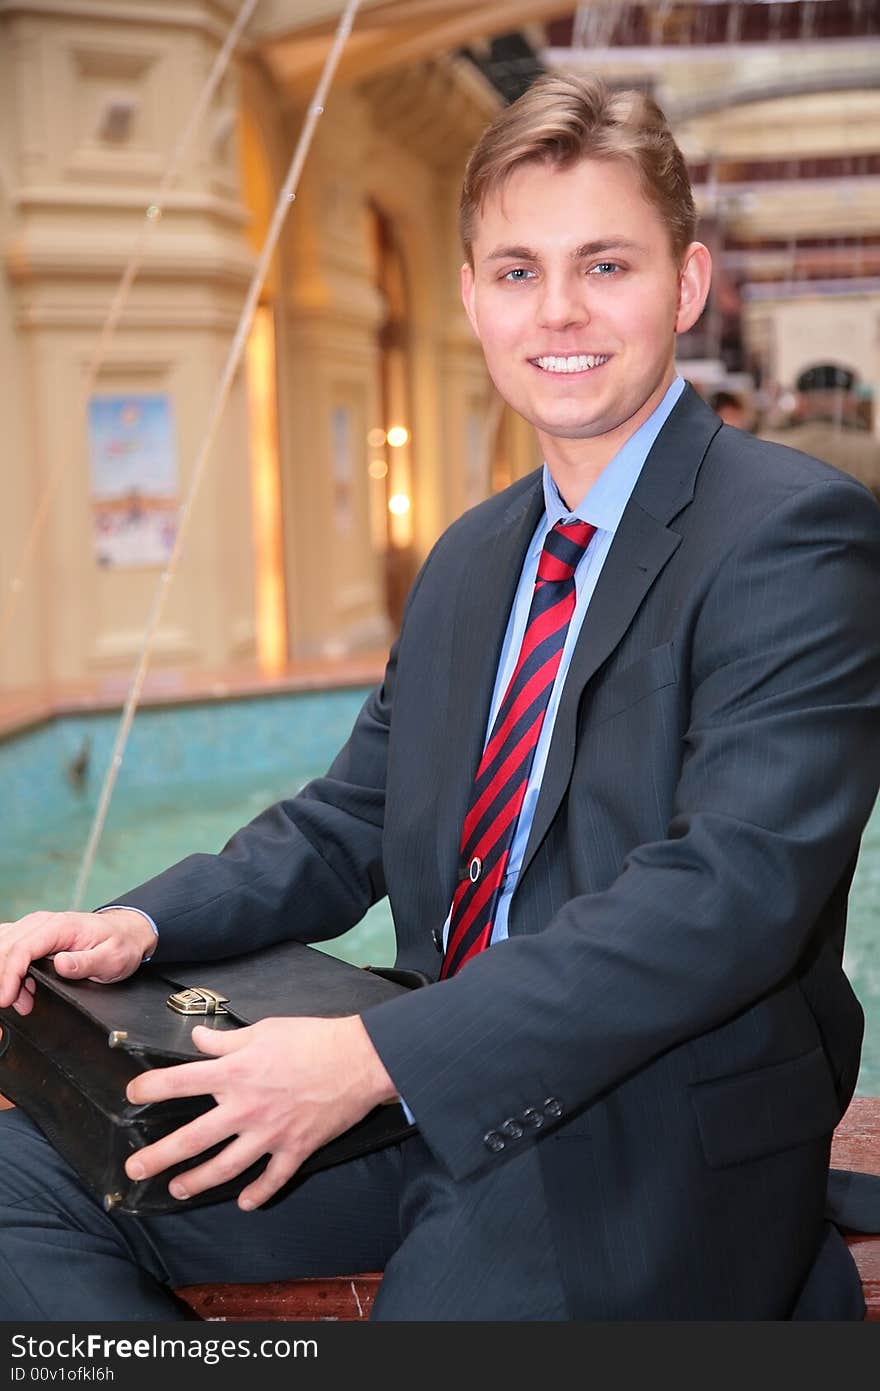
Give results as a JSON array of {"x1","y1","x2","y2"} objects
[
  {"x1": 460, "y1": 261, "x2": 480, "y2": 340},
  {"x1": 675, "y1": 242, "x2": 713, "y2": 335}
]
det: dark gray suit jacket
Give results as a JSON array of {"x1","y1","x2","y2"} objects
[{"x1": 127, "y1": 386, "x2": 880, "y2": 1317}]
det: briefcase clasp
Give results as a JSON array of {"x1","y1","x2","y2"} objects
[{"x1": 166, "y1": 987, "x2": 229, "y2": 1017}]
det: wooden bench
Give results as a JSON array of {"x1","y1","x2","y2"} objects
[
  {"x1": 176, "y1": 1272, "x2": 382, "y2": 1321},
  {"x1": 828, "y1": 1095, "x2": 880, "y2": 1320},
  {"x1": 176, "y1": 1095, "x2": 880, "y2": 1321}
]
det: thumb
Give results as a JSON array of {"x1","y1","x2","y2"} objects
[
  {"x1": 52, "y1": 948, "x2": 100, "y2": 977},
  {"x1": 191, "y1": 1024, "x2": 243, "y2": 1055},
  {"x1": 53, "y1": 943, "x2": 125, "y2": 982}
]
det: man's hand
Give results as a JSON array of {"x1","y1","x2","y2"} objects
[
  {"x1": 124, "y1": 1015, "x2": 399, "y2": 1211},
  {"x1": 121, "y1": 1018, "x2": 397, "y2": 1212},
  {"x1": 0, "y1": 909, "x2": 156, "y2": 1015}
]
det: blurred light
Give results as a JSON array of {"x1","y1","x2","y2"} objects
[
  {"x1": 367, "y1": 427, "x2": 387, "y2": 448},
  {"x1": 388, "y1": 493, "x2": 411, "y2": 516},
  {"x1": 368, "y1": 459, "x2": 388, "y2": 479},
  {"x1": 246, "y1": 306, "x2": 287, "y2": 674},
  {"x1": 387, "y1": 426, "x2": 409, "y2": 448}
]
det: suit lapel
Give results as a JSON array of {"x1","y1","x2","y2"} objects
[
  {"x1": 517, "y1": 385, "x2": 722, "y2": 885},
  {"x1": 436, "y1": 474, "x2": 546, "y2": 896}
]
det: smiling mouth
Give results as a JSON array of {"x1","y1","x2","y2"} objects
[{"x1": 530, "y1": 354, "x2": 611, "y2": 374}]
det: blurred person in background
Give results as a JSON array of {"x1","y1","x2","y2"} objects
[
  {"x1": 708, "y1": 388, "x2": 749, "y2": 430},
  {"x1": 762, "y1": 364, "x2": 880, "y2": 505}
]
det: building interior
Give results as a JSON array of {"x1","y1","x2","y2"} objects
[{"x1": 1, "y1": 0, "x2": 877, "y2": 700}]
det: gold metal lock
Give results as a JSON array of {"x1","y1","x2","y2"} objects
[{"x1": 166, "y1": 986, "x2": 229, "y2": 1016}]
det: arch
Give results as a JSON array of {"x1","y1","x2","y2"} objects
[
  {"x1": 367, "y1": 199, "x2": 418, "y2": 629},
  {"x1": 362, "y1": 162, "x2": 444, "y2": 553}
]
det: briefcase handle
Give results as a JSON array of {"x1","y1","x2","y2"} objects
[{"x1": 365, "y1": 966, "x2": 431, "y2": 990}]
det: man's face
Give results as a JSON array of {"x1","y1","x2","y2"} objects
[{"x1": 461, "y1": 157, "x2": 709, "y2": 464}]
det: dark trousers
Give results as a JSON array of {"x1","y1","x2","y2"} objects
[
  {"x1": 0, "y1": 1109, "x2": 871, "y2": 1321},
  {"x1": 0, "y1": 1109, "x2": 569, "y2": 1321}
]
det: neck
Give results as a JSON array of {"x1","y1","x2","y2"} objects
[{"x1": 539, "y1": 369, "x2": 675, "y2": 511}]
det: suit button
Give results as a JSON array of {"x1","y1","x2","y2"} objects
[
  {"x1": 432, "y1": 925, "x2": 444, "y2": 953},
  {"x1": 522, "y1": 1107, "x2": 544, "y2": 1130},
  {"x1": 483, "y1": 1130, "x2": 506, "y2": 1153},
  {"x1": 500, "y1": 1118, "x2": 524, "y2": 1140},
  {"x1": 542, "y1": 1097, "x2": 563, "y2": 1119}
]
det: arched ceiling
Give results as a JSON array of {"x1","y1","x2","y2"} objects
[
  {"x1": 244, "y1": 0, "x2": 573, "y2": 93},
  {"x1": 240, "y1": 1, "x2": 880, "y2": 246},
  {"x1": 242, "y1": 3, "x2": 880, "y2": 164}
]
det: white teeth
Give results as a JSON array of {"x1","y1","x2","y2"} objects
[{"x1": 533, "y1": 354, "x2": 609, "y2": 373}]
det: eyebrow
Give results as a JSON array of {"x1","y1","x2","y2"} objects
[{"x1": 485, "y1": 238, "x2": 647, "y2": 262}]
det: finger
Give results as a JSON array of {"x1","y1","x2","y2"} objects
[
  {"x1": 0, "y1": 927, "x2": 60, "y2": 1007},
  {"x1": 190, "y1": 1024, "x2": 248, "y2": 1056},
  {"x1": 165, "y1": 1134, "x2": 270, "y2": 1202},
  {"x1": 126, "y1": 1058, "x2": 218, "y2": 1106},
  {"x1": 124, "y1": 1107, "x2": 233, "y2": 1183},
  {"x1": 10, "y1": 983, "x2": 35, "y2": 1016},
  {"x1": 238, "y1": 1150, "x2": 303, "y2": 1212}
]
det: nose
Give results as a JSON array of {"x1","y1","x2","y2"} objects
[{"x1": 536, "y1": 273, "x2": 588, "y2": 331}]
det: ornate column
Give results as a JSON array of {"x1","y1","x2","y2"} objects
[
  {"x1": 277, "y1": 87, "x2": 390, "y2": 658},
  {"x1": 0, "y1": 0, "x2": 256, "y2": 689}
]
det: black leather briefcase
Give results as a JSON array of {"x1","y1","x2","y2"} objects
[{"x1": 0, "y1": 940, "x2": 428, "y2": 1217}]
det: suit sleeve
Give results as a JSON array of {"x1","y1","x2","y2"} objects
[{"x1": 362, "y1": 478, "x2": 880, "y2": 1181}]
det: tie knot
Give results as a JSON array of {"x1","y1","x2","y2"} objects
[{"x1": 536, "y1": 518, "x2": 596, "y2": 584}]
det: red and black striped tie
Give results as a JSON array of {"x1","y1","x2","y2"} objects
[{"x1": 440, "y1": 518, "x2": 596, "y2": 979}]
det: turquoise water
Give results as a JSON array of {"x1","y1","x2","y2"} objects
[
  {"x1": 0, "y1": 688, "x2": 396, "y2": 962},
  {"x1": 1, "y1": 688, "x2": 878, "y2": 1093}
]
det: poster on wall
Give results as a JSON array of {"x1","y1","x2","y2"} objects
[{"x1": 88, "y1": 394, "x2": 179, "y2": 568}]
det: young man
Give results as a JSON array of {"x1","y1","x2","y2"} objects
[{"x1": 1, "y1": 74, "x2": 879, "y2": 1321}]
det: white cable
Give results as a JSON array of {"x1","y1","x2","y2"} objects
[
  {"x1": 0, "y1": 0, "x2": 260, "y2": 649},
  {"x1": 72, "y1": 0, "x2": 365, "y2": 909}
]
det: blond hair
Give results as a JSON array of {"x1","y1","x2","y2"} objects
[{"x1": 459, "y1": 72, "x2": 696, "y2": 266}]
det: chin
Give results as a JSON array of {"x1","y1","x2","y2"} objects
[{"x1": 535, "y1": 413, "x2": 610, "y2": 440}]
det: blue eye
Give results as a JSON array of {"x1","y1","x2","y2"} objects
[
  {"x1": 502, "y1": 267, "x2": 534, "y2": 281},
  {"x1": 590, "y1": 262, "x2": 620, "y2": 276}
]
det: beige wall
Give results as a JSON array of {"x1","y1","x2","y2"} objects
[
  {"x1": 0, "y1": 143, "x2": 44, "y2": 693},
  {"x1": 0, "y1": 0, "x2": 259, "y2": 692},
  {"x1": 0, "y1": 1, "x2": 514, "y2": 692}
]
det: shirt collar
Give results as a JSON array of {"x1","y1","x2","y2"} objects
[{"x1": 538, "y1": 375, "x2": 685, "y2": 548}]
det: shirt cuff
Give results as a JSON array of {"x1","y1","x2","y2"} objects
[
  {"x1": 399, "y1": 1096, "x2": 416, "y2": 1126},
  {"x1": 96, "y1": 905, "x2": 159, "y2": 963}
]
